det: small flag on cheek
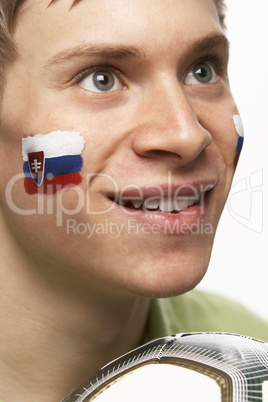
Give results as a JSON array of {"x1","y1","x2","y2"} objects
[
  {"x1": 22, "y1": 131, "x2": 85, "y2": 195},
  {"x1": 233, "y1": 115, "x2": 244, "y2": 169}
]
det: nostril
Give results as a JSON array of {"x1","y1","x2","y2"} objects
[{"x1": 141, "y1": 149, "x2": 183, "y2": 160}]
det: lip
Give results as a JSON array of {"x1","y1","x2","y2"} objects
[
  {"x1": 109, "y1": 181, "x2": 216, "y2": 198},
  {"x1": 105, "y1": 179, "x2": 217, "y2": 234}
]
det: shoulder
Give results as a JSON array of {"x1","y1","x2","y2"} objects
[{"x1": 143, "y1": 289, "x2": 268, "y2": 343}]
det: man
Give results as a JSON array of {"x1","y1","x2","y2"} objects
[{"x1": 0, "y1": 0, "x2": 267, "y2": 400}]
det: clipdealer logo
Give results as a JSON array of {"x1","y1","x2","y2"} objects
[
  {"x1": 5, "y1": 172, "x2": 211, "y2": 227},
  {"x1": 66, "y1": 218, "x2": 214, "y2": 239},
  {"x1": 227, "y1": 170, "x2": 263, "y2": 233}
]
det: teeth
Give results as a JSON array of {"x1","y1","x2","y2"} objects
[
  {"x1": 131, "y1": 199, "x2": 143, "y2": 209},
  {"x1": 188, "y1": 197, "x2": 197, "y2": 207},
  {"x1": 160, "y1": 198, "x2": 175, "y2": 212},
  {"x1": 117, "y1": 195, "x2": 200, "y2": 212},
  {"x1": 174, "y1": 197, "x2": 189, "y2": 212},
  {"x1": 144, "y1": 198, "x2": 160, "y2": 210}
]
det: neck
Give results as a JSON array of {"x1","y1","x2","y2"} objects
[{"x1": 0, "y1": 224, "x2": 150, "y2": 401}]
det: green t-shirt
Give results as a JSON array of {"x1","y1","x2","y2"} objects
[
  {"x1": 1, "y1": 291, "x2": 267, "y2": 402},
  {"x1": 142, "y1": 289, "x2": 268, "y2": 343}
]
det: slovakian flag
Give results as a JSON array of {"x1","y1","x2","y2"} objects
[
  {"x1": 22, "y1": 131, "x2": 85, "y2": 195},
  {"x1": 233, "y1": 115, "x2": 244, "y2": 169}
]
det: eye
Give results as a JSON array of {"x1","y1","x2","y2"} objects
[
  {"x1": 78, "y1": 69, "x2": 124, "y2": 92},
  {"x1": 184, "y1": 63, "x2": 217, "y2": 85}
]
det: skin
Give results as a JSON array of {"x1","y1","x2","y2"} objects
[{"x1": 0, "y1": 0, "x2": 239, "y2": 400}]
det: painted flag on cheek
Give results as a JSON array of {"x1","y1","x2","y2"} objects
[
  {"x1": 233, "y1": 115, "x2": 244, "y2": 169},
  {"x1": 22, "y1": 131, "x2": 85, "y2": 195}
]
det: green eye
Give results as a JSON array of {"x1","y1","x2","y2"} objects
[
  {"x1": 93, "y1": 71, "x2": 115, "y2": 91},
  {"x1": 185, "y1": 63, "x2": 216, "y2": 85},
  {"x1": 79, "y1": 69, "x2": 124, "y2": 92}
]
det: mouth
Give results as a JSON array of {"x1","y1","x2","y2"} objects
[
  {"x1": 110, "y1": 194, "x2": 202, "y2": 213},
  {"x1": 107, "y1": 180, "x2": 216, "y2": 215},
  {"x1": 105, "y1": 181, "x2": 217, "y2": 234}
]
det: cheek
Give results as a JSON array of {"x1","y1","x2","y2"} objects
[
  {"x1": 0, "y1": 132, "x2": 24, "y2": 212},
  {"x1": 205, "y1": 114, "x2": 242, "y2": 169},
  {"x1": 193, "y1": 93, "x2": 240, "y2": 170},
  {"x1": 0, "y1": 129, "x2": 89, "y2": 238},
  {"x1": 21, "y1": 131, "x2": 86, "y2": 196}
]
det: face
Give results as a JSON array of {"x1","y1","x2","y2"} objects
[{"x1": 0, "y1": 0, "x2": 239, "y2": 299}]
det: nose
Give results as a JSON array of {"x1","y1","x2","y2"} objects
[{"x1": 132, "y1": 79, "x2": 212, "y2": 165}]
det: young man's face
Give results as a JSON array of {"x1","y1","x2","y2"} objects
[{"x1": 0, "y1": 0, "x2": 239, "y2": 298}]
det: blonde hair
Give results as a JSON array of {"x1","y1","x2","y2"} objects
[{"x1": 0, "y1": 0, "x2": 226, "y2": 96}]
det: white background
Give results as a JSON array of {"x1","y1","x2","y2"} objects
[{"x1": 198, "y1": 0, "x2": 268, "y2": 322}]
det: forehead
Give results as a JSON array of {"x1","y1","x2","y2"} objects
[{"x1": 15, "y1": 0, "x2": 222, "y2": 61}]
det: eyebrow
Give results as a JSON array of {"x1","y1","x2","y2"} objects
[
  {"x1": 188, "y1": 33, "x2": 230, "y2": 57},
  {"x1": 46, "y1": 33, "x2": 229, "y2": 70},
  {"x1": 47, "y1": 0, "x2": 82, "y2": 8},
  {"x1": 46, "y1": 44, "x2": 147, "y2": 69}
]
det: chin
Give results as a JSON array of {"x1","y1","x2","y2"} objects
[{"x1": 124, "y1": 254, "x2": 211, "y2": 299}]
